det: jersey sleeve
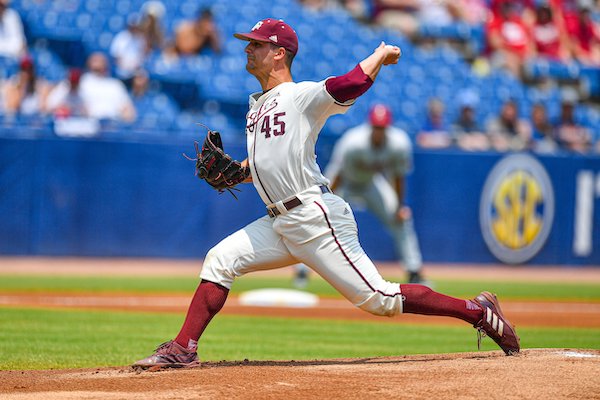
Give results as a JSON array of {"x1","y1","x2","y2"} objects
[{"x1": 293, "y1": 80, "x2": 352, "y2": 124}]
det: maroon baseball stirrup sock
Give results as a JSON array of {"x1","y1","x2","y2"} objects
[
  {"x1": 400, "y1": 284, "x2": 482, "y2": 324},
  {"x1": 175, "y1": 280, "x2": 229, "y2": 350}
]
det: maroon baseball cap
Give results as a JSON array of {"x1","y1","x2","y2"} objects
[
  {"x1": 234, "y1": 18, "x2": 298, "y2": 55},
  {"x1": 369, "y1": 104, "x2": 393, "y2": 127}
]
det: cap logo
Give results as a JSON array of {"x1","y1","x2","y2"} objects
[
  {"x1": 251, "y1": 21, "x2": 263, "y2": 31},
  {"x1": 269, "y1": 35, "x2": 278, "y2": 42}
]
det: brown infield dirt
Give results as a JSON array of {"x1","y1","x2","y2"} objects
[
  {"x1": 1, "y1": 258, "x2": 600, "y2": 399},
  {"x1": 1, "y1": 350, "x2": 600, "y2": 400}
]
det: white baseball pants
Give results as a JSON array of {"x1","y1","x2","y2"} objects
[{"x1": 200, "y1": 186, "x2": 404, "y2": 316}]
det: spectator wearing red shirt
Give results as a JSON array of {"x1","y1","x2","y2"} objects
[
  {"x1": 487, "y1": 2, "x2": 535, "y2": 77},
  {"x1": 549, "y1": 0, "x2": 580, "y2": 38},
  {"x1": 548, "y1": 0, "x2": 600, "y2": 62},
  {"x1": 489, "y1": 0, "x2": 536, "y2": 25},
  {"x1": 569, "y1": 4, "x2": 600, "y2": 66},
  {"x1": 531, "y1": 3, "x2": 570, "y2": 61}
]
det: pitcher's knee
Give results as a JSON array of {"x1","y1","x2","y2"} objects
[
  {"x1": 355, "y1": 292, "x2": 404, "y2": 317},
  {"x1": 200, "y1": 246, "x2": 236, "y2": 289}
]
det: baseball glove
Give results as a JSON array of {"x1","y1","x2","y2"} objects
[{"x1": 184, "y1": 129, "x2": 250, "y2": 198}]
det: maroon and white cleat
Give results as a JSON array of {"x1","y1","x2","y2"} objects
[
  {"x1": 472, "y1": 291, "x2": 520, "y2": 356},
  {"x1": 133, "y1": 340, "x2": 200, "y2": 369}
]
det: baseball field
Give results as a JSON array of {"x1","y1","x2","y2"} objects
[{"x1": 0, "y1": 257, "x2": 599, "y2": 399}]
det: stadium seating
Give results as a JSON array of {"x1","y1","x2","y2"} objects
[{"x1": 3, "y1": 0, "x2": 600, "y2": 145}]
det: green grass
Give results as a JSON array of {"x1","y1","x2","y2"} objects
[
  {"x1": 1, "y1": 273, "x2": 598, "y2": 370},
  {"x1": 1, "y1": 307, "x2": 599, "y2": 370},
  {"x1": 1, "y1": 274, "x2": 599, "y2": 301}
]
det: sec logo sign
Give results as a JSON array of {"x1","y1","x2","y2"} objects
[{"x1": 479, "y1": 154, "x2": 555, "y2": 264}]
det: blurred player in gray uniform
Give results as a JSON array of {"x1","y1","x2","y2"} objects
[
  {"x1": 327, "y1": 104, "x2": 425, "y2": 284},
  {"x1": 133, "y1": 18, "x2": 519, "y2": 368},
  {"x1": 294, "y1": 105, "x2": 425, "y2": 286}
]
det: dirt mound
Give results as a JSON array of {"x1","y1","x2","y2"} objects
[{"x1": 1, "y1": 349, "x2": 599, "y2": 399}]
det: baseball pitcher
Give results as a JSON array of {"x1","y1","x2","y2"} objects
[{"x1": 134, "y1": 18, "x2": 519, "y2": 368}]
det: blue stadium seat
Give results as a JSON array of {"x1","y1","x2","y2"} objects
[
  {"x1": 581, "y1": 66, "x2": 600, "y2": 99},
  {"x1": 525, "y1": 59, "x2": 582, "y2": 81},
  {"x1": 30, "y1": 47, "x2": 66, "y2": 82},
  {"x1": 134, "y1": 91, "x2": 179, "y2": 131},
  {"x1": 176, "y1": 109, "x2": 245, "y2": 144},
  {"x1": 114, "y1": 0, "x2": 133, "y2": 15}
]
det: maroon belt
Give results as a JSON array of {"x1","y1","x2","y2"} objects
[{"x1": 267, "y1": 186, "x2": 331, "y2": 218}]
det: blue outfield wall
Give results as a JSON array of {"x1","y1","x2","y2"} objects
[
  {"x1": 408, "y1": 151, "x2": 600, "y2": 266},
  {"x1": 1, "y1": 136, "x2": 599, "y2": 265}
]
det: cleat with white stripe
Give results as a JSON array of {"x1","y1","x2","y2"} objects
[
  {"x1": 472, "y1": 291, "x2": 520, "y2": 356},
  {"x1": 133, "y1": 340, "x2": 200, "y2": 369}
]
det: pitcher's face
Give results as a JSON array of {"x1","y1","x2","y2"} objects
[{"x1": 245, "y1": 40, "x2": 275, "y2": 74}]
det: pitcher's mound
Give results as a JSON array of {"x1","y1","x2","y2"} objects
[{"x1": 1, "y1": 349, "x2": 599, "y2": 400}]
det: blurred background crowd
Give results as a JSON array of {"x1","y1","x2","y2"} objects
[{"x1": 1, "y1": 0, "x2": 599, "y2": 154}]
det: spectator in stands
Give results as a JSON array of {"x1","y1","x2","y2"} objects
[
  {"x1": 2, "y1": 56, "x2": 50, "y2": 116},
  {"x1": 417, "y1": 0, "x2": 467, "y2": 31},
  {"x1": 485, "y1": 99, "x2": 532, "y2": 151},
  {"x1": 416, "y1": 98, "x2": 453, "y2": 148},
  {"x1": 110, "y1": 13, "x2": 148, "y2": 83},
  {"x1": 372, "y1": 0, "x2": 421, "y2": 39},
  {"x1": 549, "y1": 0, "x2": 580, "y2": 43},
  {"x1": 130, "y1": 68, "x2": 163, "y2": 109},
  {"x1": 299, "y1": 0, "x2": 339, "y2": 11},
  {"x1": 339, "y1": 0, "x2": 371, "y2": 22},
  {"x1": 531, "y1": 2, "x2": 571, "y2": 62},
  {"x1": 529, "y1": 102, "x2": 559, "y2": 153},
  {"x1": 129, "y1": 68, "x2": 178, "y2": 129},
  {"x1": 130, "y1": 69, "x2": 151, "y2": 100},
  {"x1": 173, "y1": 8, "x2": 221, "y2": 56},
  {"x1": 0, "y1": 0, "x2": 26, "y2": 60},
  {"x1": 489, "y1": 0, "x2": 536, "y2": 26},
  {"x1": 46, "y1": 68, "x2": 87, "y2": 118},
  {"x1": 79, "y1": 52, "x2": 136, "y2": 122},
  {"x1": 487, "y1": 2, "x2": 535, "y2": 78},
  {"x1": 459, "y1": 0, "x2": 489, "y2": 26},
  {"x1": 568, "y1": 3, "x2": 600, "y2": 66},
  {"x1": 451, "y1": 90, "x2": 490, "y2": 151},
  {"x1": 140, "y1": 1, "x2": 166, "y2": 52},
  {"x1": 554, "y1": 90, "x2": 592, "y2": 153}
]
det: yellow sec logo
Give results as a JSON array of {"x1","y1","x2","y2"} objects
[{"x1": 480, "y1": 154, "x2": 555, "y2": 264}]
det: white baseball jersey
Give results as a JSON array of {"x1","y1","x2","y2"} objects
[{"x1": 245, "y1": 80, "x2": 349, "y2": 205}]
